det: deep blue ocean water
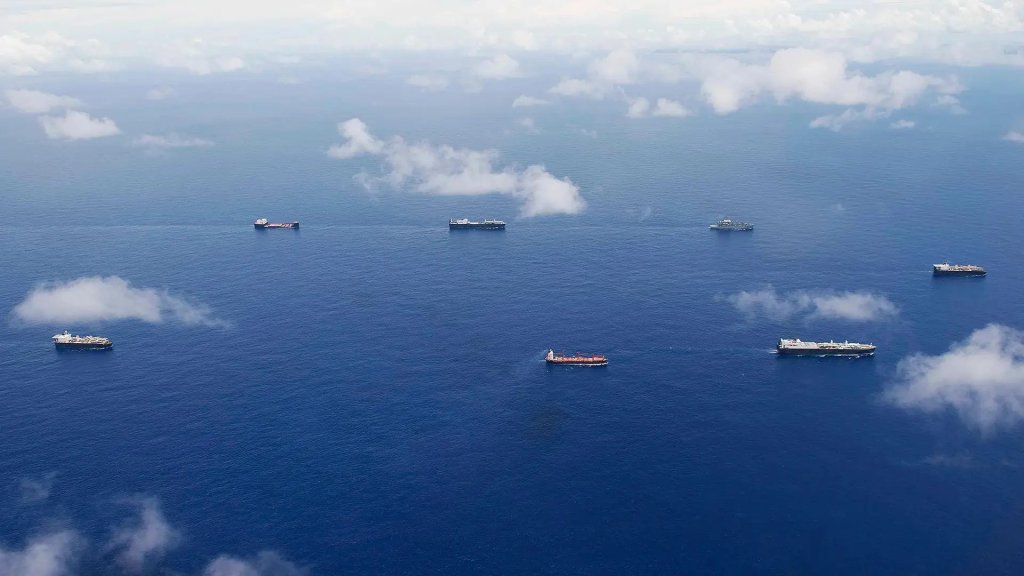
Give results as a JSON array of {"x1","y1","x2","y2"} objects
[{"x1": 3, "y1": 68, "x2": 1024, "y2": 574}]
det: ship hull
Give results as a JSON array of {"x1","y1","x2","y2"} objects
[
  {"x1": 546, "y1": 359, "x2": 608, "y2": 366},
  {"x1": 710, "y1": 226, "x2": 753, "y2": 231},
  {"x1": 776, "y1": 347, "x2": 875, "y2": 356},
  {"x1": 255, "y1": 223, "x2": 299, "y2": 229},
  {"x1": 55, "y1": 342, "x2": 112, "y2": 350},
  {"x1": 933, "y1": 270, "x2": 985, "y2": 276},
  {"x1": 449, "y1": 223, "x2": 505, "y2": 230}
]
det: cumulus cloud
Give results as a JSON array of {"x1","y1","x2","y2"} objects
[
  {"x1": 890, "y1": 119, "x2": 916, "y2": 129},
  {"x1": 696, "y1": 48, "x2": 961, "y2": 123},
  {"x1": 548, "y1": 77, "x2": 606, "y2": 99},
  {"x1": 327, "y1": 118, "x2": 585, "y2": 217},
  {"x1": 727, "y1": 287, "x2": 898, "y2": 322},
  {"x1": 884, "y1": 324, "x2": 1024, "y2": 433},
  {"x1": 0, "y1": 32, "x2": 115, "y2": 76},
  {"x1": 158, "y1": 40, "x2": 244, "y2": 75},
  {"x1": 108, "y1": 498, "x2": 179, "y2": 574},
  {"x1": 548, "y1": 48, "x2": 639, "y2": 100},
  {"x1": 809, "y1": 108, "x2": 886, "y2": 131},
  {"x1": 38, "y1": 110, "x2": 120, "y2": 141},
  {"x1": 203, "y1": 551, "x2": 306, "y2": 576},
  {"x1": 935, "y1": 94, "x2": 966, "y2": 114},
  {"x1": 11, "y1": 276, "x2": 227, "y2": 327},
  {"x1": 145, "y1": 86, "x2": 175, "y2": 100},
  {"x1": 516, "y1": 117, "x2": 540, "y2": 133},
  {"x1": 0, "y1": 530, "x2": 81, "y2": 576},
  {"x1": 474, "y1": 53, "x2": 521, "y2": 79},
  {"x1": 4, "y1": 89, "x2": 81, "y2": 114},
  {"x1": 626, "y1": 96, "x2": 690, "y2": 118},
  {"x1": 625, "y1": 97, "x2": 650, "y2": 118},
  {"x1": 1004, "y1": 131, "x2": 1024, "y2": 143},
  {"x1": 19, "y1": 473, "x2": 57, "y2": 504},
  {"x1": 406, "y1": 74, "x2": 448, "y2": 91},
  {"x1": 133, "y1": 134, "x2": 214, "y2": 150},
  {"x1": 511, "y1": 95, "x2": 548, "y2": 108}
]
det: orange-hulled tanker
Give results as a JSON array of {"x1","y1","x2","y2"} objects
[{"x1": 545, "y1": 349, "x2": 608, "y2": 366}]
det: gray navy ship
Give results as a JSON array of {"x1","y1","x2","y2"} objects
[
  {"x1": 53, "y1": 330, "x2": 112, "y2": 350},
  {"x1": 776, "y1": 338, "x2": 875, "y2": 356},
  {"x1": 933, "y1": 262, "x2": 986, "y2": 276},
  {"x1": 709, "y1": 218, "x2": 753, "y2": 231},
  {"x1": 449, "y1": 218, "x2": 506, "y2": 230}
]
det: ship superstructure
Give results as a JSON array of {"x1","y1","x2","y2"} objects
[
  {"x1": 449, "y1": 218, "x2": 506, "y2": 230},
  {"x1": 709, "y1": 218, "x2": 753, "y2": 231},
  {"x1": 933, "y1": 262, "x2": 986, "y2": 276},
  {"x1": 254, "y1": 218, "x2": 299, "y2": 229},
  {"x1": 545, "y1": 349, "x2": 608, "y2": 366},
  {"x1": 52, "y1": 330, "x2": 112, "y2": 350},
  {"x1": 776, "y1": 338, "x2": 875, "y2": 356}
]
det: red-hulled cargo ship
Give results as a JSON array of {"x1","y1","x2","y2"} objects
[
  {"x1": 545, "y1": 349, "x2": 608, "y2": 366},
  {"x1": 254, "y1": 218, "x2": 299, "y2": 229}
]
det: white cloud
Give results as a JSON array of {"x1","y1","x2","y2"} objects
[
  {"x1": 810, "y1": 108, "x2": 886, "y2": 131},
  {"x1": 145, "y1": 87, "x2": 175, "y2": 101},
  {"x1": 935, "y1": 94, "x2": 966, "y2": 114},
  {"x1": 327, "y1": 118, "x2": 586, "y2": 217},
  {"x1": 0, "y1": 32, "x2": 115, "y2": 76},
  {"x1": 406, "y1": 74, "x2": 449, "y2": 91},
  {"x1": 652, "y1": 98, "x2": 690, "y2": 117},
  {"x1": 158, "y1": 40, "x2": 245, "y2": 75},
  {"x1": 549, "y1": 48, "x2": 639, "y2": 101},
  {"x1": 204, "y1": 551, "x2": 306, "y2": 576},
  {"x1": 474, "y1": 53, "x2": 521, "y2": 79},
  {"x1": 133, "y1": 134, "x2": 214, "y2": 150},
  {"x1": 890, "y1": 119, "x2": 916, "y2": 129},
  {"x1": 626, "y1": 96, "x2": 690, "y2": 118},
  {"x1": 588, "y1": 48, "x2": 638, "y2": 84},
  {"x1": 11, "y1": 276, "x2": 227, "y2": 327},
  {"x1": 727, "y1": 287, "x2": 898, "y2": 322},
  {"x1": 516, "y1": 116, "x2": 539, "y2": 133},
  {"x1": 4, "y1": 89, "x2": 81, "y2": 114},
  {"x1": 108, "y1": 498, "x2": 179, "y2": 574},
  {"x1": 38, "y1": 110, "x2": 120, "y2": 141},
  {"x1": 696, "y1": 48, "x2": 961, "y2": 123},
  {"x1": 625, "y1": 97, "x2": 650, "y2": 118},
  {"x1": 548, "y1": 77, "x2": 606, "y2": 99},
  {"x1": 511, "y1": 95, "x2": 548, "y2": 108},
  {"x1": 18, "y1": 473, "x2": 56, "y2": 505},
  {"x1": 1003, "y1": 131, "x2": 1024, "y2": 143},
  {"x1": 0, "y1": 530, "x2": 81, "y2": 576},
  {"x1": 884, "y1": 324, "x2": 1024, "y2": 433}
]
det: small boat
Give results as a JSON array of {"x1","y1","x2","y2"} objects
[
  {"x1": 254, "y1": 218, "x2": 299, "y2": 229},
  {"x1": 545, "y1": 349, "x2": 608, "y2": 366}
]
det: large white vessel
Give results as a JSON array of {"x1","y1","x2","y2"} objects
[
  {"x1": 709, "y1": 218, "x2": 753, "y2": 231},
  {"x1": 52, "y1": 330, "x2": 113, "y2": 350},
  {"x1": 776, "y1": 338, "x2": 875, "y2": 356}
]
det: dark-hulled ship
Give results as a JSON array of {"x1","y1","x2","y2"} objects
[
  {"x1": 933, "y1": 262, "x2": 985, "y2": 276},
  {"x1": 254, "y1": 218, "x2": 299, "y2": 229},
  {"x1": 776, "y1": 338, "x2": 875, "y2": 356},
  {"x1": 449, "y1": 218, "x2": 506, "y2": 230},
  {"x1": 52, "y1": 330, "x2": 112, "y2": 350},
  {"x1": 545, "y1": 349, "x2": 608, "y2": 366}
]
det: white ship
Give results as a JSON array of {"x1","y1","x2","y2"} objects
[
  {"x1": 52, "y1": 330, "x2": 113, "y2": 350},
  {"x1": 709, "y1": 218, "x2": 753, "y2": 231},
  {"x1": 776, "y1": 338, "x2": 875, "y2": 356}
]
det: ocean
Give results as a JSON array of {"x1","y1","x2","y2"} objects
[{"x1": 2, "y1": 67, "x2": 1024, "y2": 574}]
